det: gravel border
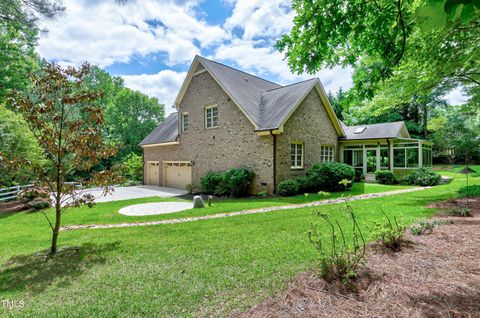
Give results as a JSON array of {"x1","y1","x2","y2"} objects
[{"x1": 61, "y1": 187, "x2": 428, "y2": 231}]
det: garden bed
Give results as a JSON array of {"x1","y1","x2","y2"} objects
[{"x1": 237, "y1": 196, "x2": 480, "y2": 318}]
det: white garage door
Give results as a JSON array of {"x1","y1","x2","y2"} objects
[
  {"x1": 146, "y1": 161, "x2": 160, "y2": 185},
  {"x1": 164, "y1": 161, "x2": 192, "y2": 190}
]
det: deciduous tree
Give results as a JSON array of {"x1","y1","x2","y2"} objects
[{"x1": 3, "y1": 62, "x2": 122, "y2": 255}]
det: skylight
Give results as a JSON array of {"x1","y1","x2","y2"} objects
[{"x1": 354, "y1": 127, "x2": 366, "y2": 134}]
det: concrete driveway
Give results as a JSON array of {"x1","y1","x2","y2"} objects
[{"x1": 84, "y1": 185, "x2": 188, "y2": 203}]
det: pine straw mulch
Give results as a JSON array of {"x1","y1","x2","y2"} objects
[{"x1": 236, "y1": 196, "x2": 480, "y2": 318}]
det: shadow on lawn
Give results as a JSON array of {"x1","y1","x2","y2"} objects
[{"x1": 0, "y1": 242, "x2": 120, "y2": 294}]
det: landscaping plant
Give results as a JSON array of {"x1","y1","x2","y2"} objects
[
  {"x1": 374, "y1": 171, "x2": 396, "y2": 185},
  {"x1": 200, "y1": 168, "x2": 255, "y2": 197},
  {"x1": 306, "y1": 162, "x2": 355, "y2": 192},
  {"x1": 3, "y1": 62, "x2": 122, "y2": 255},
  {"x1": 308, "y1": 203, "x2": 366, "y2": 286},
  {"x1": 403, "y1": 168, "x2": 441, "y2": 186},
  {"x1": 277, "y1": 179, "x2": 299, "y2": 197},
  {"x1": 200, "y1": 171, "x2": 223, "y2": 195},
  {"x1": 371, "y1": 209, "x2": 406, "y2": 250},
  {"x1": 409, "y1": 219, "x2": 452, "y2": 235},
  {"x1": 449, "y1": 207, "x2": 472, "y2": 217}
]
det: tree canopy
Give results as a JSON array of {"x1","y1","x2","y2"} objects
[{"x1": 279, "y1": 0, "x2": 480, "y2": 163}]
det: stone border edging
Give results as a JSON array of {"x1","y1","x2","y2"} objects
[{"x1": 61, "y1": 187, "x2": 429, "y2": 231}]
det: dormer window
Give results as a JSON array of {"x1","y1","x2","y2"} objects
[
  {"x1": 205, "y1": 105, "x2": 218, "y2": 129},
  {"x1": 181, "y1": 112, "x2": 189, "y2": 133}
]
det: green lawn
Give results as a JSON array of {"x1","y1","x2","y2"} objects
[
  {"x1": 0, "y1": 172, "x2": 478, "y2": 317},
  {"x1": 54, "y1": 182, "x2": 412, "y2": 226}
]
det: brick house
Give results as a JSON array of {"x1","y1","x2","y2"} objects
[{"x1": 140, "y1": 56, "x2": 432, "y2": 193}]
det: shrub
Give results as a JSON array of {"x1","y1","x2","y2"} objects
[
  {"x1": 410, "y1": 219, "x2": 453, "y2": 235},
  {"x1": 306, "y1": 162, "x2": 355, "y2": 192},
  {"x1": 185, "y1": 183, "x2": 198, "y2": 194},
  {"x1": 354, "y1": 169, "x2": 364, "y2": 182},
  {"x1": 216, "y1": 167, "x2": 255, "y2": 197},
  {"x1": 449, "y1": 207, "x2": 472, "y2": 217},
  {"x1": 317, "y1": 191, "x2": 331, "y2": 197},
  {"x1": 28, "y1": 198, "x2": 51, "y2": 210},
  {"x1": 18, "y1": 187, "x2": 50, "y2": 203},
  {"x1": 371, "y1": 209, "x2": 406, "y2": 250},
  {"x1": 404, "y1": 168, "x2": 441, "y2": 186},
  {"x1": 308, "y1": 203, "x2": 366, "y2": 286},
  {"x1": 296, "y1": 176, "x2": 312, "y2": 193},
  {"x1": 122, "y1": 153, "x2": 143, "y2": 181},
  {"x1": 257, "y1": 190, "x2": 268, "y2": 197},
  {"x1": 200, "y1": 171, "x2": 223, "y2": 195},
  {"x1": 277, "y1": 179, "x2": 299, "y2": 196},
  {"x1": 374, "y1": 170, "x2": 396, "y2": 185}
]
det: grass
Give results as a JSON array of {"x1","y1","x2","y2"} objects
[
  {"x1": 31, "y1": 182, "x2": 412, "y2": 226},
  {"x1": 0, "y1": 172, "x2": 478, "y2": 317}
]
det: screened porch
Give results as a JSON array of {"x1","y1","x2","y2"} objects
[{"x1": 339, "y1": 138, "x2": 433, "y2": 178}]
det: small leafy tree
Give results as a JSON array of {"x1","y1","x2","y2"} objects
[{"x1": 3, "y1": 62, "x2": 122, "y2": 255}]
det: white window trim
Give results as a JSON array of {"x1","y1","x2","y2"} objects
[
  {"x1": 181, "y1": 112, "x2": 189, "y2": 133},
  {"x1": 205, "y1": 104, "x2": 218, "y2": 129},
  {"x1": 290, "y1": 142, "x2": 304, "y2": 169},
  {"x1": 320, "y1": 145, "x2": 335, "y2": 162}
]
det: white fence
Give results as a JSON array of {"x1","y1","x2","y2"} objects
[
  {"x1": 0, "y1": 184, "x2": 32, "y2": 202},
  {"x1": 0, "y1": 182, "x2": 83, "y2": 202}
]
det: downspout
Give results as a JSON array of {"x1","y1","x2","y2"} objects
[
  {"x1": 142, "y1": 149, "x2": 145, "y2": 185},
  {"x1": 269, "y1": 130, "x2": 277, "y2": 194}
]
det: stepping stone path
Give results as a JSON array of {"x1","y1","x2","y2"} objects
[{"x1": 61, "y1": 187, "x2": 429, "y2": 231}]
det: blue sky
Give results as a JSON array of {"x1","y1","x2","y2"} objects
[{"x1": 36, "y1": 0, "x2": 465, "y2": 114}]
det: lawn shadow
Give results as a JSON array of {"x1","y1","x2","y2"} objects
[{"x1": 0, "y1": 242, "x2": 120, "y2": 295}]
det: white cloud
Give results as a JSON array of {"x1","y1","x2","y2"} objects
[
  {"x1": 443, "y1": 87, "x2": 468, "y2": 105},
  {"x1": 37, "y1": 0, "x2": 227, "y2": 67},
  {"x1": 121, "y1": 70, "x2": 187, "y2": 114},
  {"x1": 214, "y1": 38, "x2": 353, "y2": 92},
  {"x1": 224, "y1": 0, "x2": 294, "y2": 40}
]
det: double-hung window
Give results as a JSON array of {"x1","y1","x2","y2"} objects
[
  {"x1": 290, "y1": 142, "x2": 304, "y2": 169},
  {"x1": 181, "y1": 112, "x2": 189, "y2": 133},
  {"x1": 320, "y1": 145, "x2": 334, "y2": 162},
  {"x1": 205, "y1": 105, "x2": 218, "y2": 129}
]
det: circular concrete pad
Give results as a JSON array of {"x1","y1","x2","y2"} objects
[{"x1": 119, "y1": 202, "x2": 193, "y2": 216}]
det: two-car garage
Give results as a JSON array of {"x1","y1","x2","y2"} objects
[{"x1": 145, "y1": 161, "x2": 192, "y2": 190}]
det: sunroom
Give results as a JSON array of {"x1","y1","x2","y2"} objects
[{"x1": 339, "y1": 122, "x2": 433, "y2": 179}]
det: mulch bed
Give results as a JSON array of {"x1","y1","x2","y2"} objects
[
  {"x1": 0, "y1": 200, "x2": 31, "y2": 214},
  {"x1": 236, "y1": 196, "x2": 480, "y2": 318}
]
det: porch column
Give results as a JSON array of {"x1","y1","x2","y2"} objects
[
  {"x1": 418, "y1": 140, "x2": 423, "y2": 168},
  {"x1": 388, "y1": 139, "x2": 394, "y2": 171},
  {"x1": 362, "y1": 145, "x2": 367, "y2": 176},
  {"x1": 339, "y1": 144, "x2": 344, "y2": 163},
  {"x1": 376, "y1": 144, "x2": 381, "y2": 172}
]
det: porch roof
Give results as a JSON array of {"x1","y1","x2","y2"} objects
[{"x1": 339, "y1": 121, "x2": 409, "y2": 140}]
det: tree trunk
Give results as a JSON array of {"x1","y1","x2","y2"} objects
[{"x1": 50, "y1": 192, "x2": 62, "y2": 255}]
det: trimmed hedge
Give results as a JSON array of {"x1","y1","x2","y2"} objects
[
  {"x1": 200, "y1": 167, "x2": 255, "y2": 197},
  {"x1": 278, "y1": 179, "x2": 299, "y2": 196},
  {"x1": 374, "y1": 170, "x2": 396, "y2": 184},
  {"x1": 306, "y1": 162, "x2": 355, "y2": 192}
]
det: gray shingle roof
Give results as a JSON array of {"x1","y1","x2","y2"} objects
[
  {"x1": 141, "y1": 57, "x2": 336, "y2": 146},
  {"x1": 340, "y1": 121, "x2": 407, "y2": 140},
  {"x1": 139, "y1": 112, "x2": 178, "y2": 146},
  {"x1": 259, "y1": 79, "x2": 318, "y2": 130}
]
